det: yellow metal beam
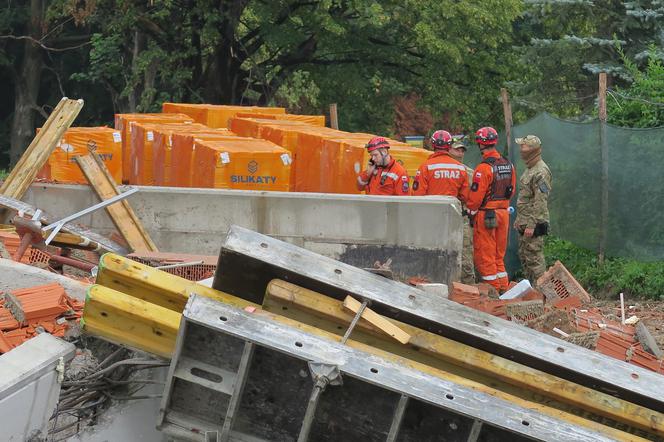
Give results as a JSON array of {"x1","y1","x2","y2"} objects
[
  {"x1": 83, "y1": 285, "x2": 180, "y2": 358},
  {"x1": 95, "y1": 253, "x2": 258, "y2": 311},
  {"x1": 264, "y1": 279, "x2": 663, "y2": 439}
]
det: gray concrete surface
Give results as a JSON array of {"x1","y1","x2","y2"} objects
[
  {"x1": 25, "y1": 184, "x2": 463, "y2": 282},
  {"x1": 0, "y1": 333, "x2": 75, "y2": 441},
  {"x1": 0, "y1": 258, "x2": 89, "y2": 301}
]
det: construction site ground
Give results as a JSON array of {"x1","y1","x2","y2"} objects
[{"x1": 589, "y1": 298, "x2": 664, "y2": 349}]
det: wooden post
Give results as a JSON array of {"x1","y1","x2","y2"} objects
[
  {"x1": 329, "y1": 103, "x2": 339, "y2": 130},
  {"x1": 501, "y1": 88, "x2": 513, "y2": 160},
  {"x1": 598, "y1": 72, "x2": 608, "y2": 264}
]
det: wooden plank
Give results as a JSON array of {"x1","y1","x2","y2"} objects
[
  {"x1": 343, "y1": 295, "x2": 410, "y2": 344},
  {"x1": 0, "y1": 98, "x2": 84, "y2": 199},
  {"x1": 636, "y1": 322, "x2": 663, "y2": 359},
  {"x1": 75, "y1": 153, "x2": 158, "y2": 252}
]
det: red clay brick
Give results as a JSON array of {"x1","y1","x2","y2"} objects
[
  {"x1": 551, "y1": 296, "x2": 583, "y2": 310},
  {"x1": 536, "y1": 260, "x2": 591, "y2": 303}
]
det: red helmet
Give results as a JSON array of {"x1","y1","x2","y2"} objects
[
  {"x1": 430, "y1": 130, "x2": 453, "y2": 150},
  {"x1": 475, "y1": 127, "x2": 498, "y2": 146},
  {"x1": 366, "y1": 136, "x2": 390, "y2": 152}
]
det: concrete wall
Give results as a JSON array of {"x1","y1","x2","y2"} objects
[
  {"x1": 0, "y1": 333, "x2": 75, "y2": 441},
  {"x1": 25, "y1": 184, "x2": 463, "y2": 282}
]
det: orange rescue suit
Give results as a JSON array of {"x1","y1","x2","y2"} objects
[
  {"x1": 412, "y1": 151, "x2": 469, "y2": 201},
  {"x1": 359, "y1": 159, "x2": 410, "y2": 196},
  {"x1": 466, "y1": 149, "x2": 516, "y2": 291}
]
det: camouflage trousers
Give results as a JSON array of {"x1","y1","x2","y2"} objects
[
  {"x1": 518, "y1": 234, "x2": 546, "y2": 285},
  {"x1": 460, "y1": 217, "x2": 475, "y2": 284}
]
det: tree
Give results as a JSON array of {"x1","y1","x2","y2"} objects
[
  {"x1": 509, "y1": 0, "x2": 664, "y2": 122},
  {"x1": 1, "y1": 0, "x2": 93, "y2": 166},
  {"x1": 607, "y1": 49, "x2": 664, "y2": 127}
]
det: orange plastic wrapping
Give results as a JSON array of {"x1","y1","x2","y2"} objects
[
  {"x1": 193, "y1": 140, "x2": 291, "y2": 191},
  {"x1": 171, "y1": 132, "x2": 246, "y2": 187},
  {"x1": 153, "y1": 126, "x2": 232, "y2": 186},
  {"x1": 37, "y1": 127, "x2": 123, "y2": 184},
  {"x1": 162, "y1": 103, "x2": 285, "y2": 128},
  {"x1": 115, "y1": 113, "x2": 194, "y2": 183},
  {"x1": 129, "y1": 122, "x2": 209, "y2": 185},
  {"x1": 235, "y1": 112, "x2": 326, "y2": 126}
]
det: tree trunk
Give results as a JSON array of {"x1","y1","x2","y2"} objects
[{"x1": 9, "y1": 0, "x2": 45, "y2": 166}]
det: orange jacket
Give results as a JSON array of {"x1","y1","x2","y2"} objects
[
  {"x1": 467, "y1": 149, "x2": 516, "y2": 211},
  {"x1": 412, "y1": 152, "x2": 468, "y2": 201},
  {"x1": 358, "y1": 159, "x2": 410, "y2": 196}
]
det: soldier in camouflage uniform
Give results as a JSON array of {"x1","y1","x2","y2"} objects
[
  {"x1": 449, "y1": 141, "x2": 475, "y2": 284},
  {"x1": 513, "y1": 135, "x2": 552, "y2": 284}
]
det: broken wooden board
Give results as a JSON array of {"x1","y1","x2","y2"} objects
[
  {"x1": 75, "y1": 153, "x2": 157, "y2": 253},
  {"x1": 0, "y1": 194, "x2": 127, "y2": 254},
  {"x1": 343, "y1": 295, "x2": 411, "y2": 344},
  {"x1": 0, "y1": 98, "x2": 84, "y2": 200}
]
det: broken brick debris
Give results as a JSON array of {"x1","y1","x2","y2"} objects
[
  {"x1": 0, "y1": 282, "x2": 83, "y2": 355},
  {"x1": 0, "y1": 231, "x2": 52, "y2": 265},
  {"x1": 128, "y1": 251, "x2": 217, "y2": 281},
  {"x1": 449, "y1": 267, "x2": 663, "y2": 375}
]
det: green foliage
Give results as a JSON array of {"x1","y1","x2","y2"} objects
[
  {"x1": 607, "y1": 48, "x2": 664, "y2": 127},
  {"x1": 544, "y1": 236, "x2": 664, "y2": 300},
  {"x1": 0, "y1": 169, "x2": 8, "y2": 180}
]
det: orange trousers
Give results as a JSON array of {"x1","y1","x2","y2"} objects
[{"x1": 473, "y1": 209, "x2": 510, "y2": 291}]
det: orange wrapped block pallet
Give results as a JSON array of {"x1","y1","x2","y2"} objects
[
  {"x1": 162, "y1": 103, "x2": 285, "y2": 128},
  {"x1": 37, "y1": 127, "x2": 122, "y2": 184},
  {"x1": 235, "y1": 112, "x2": 326, "y2": 127},
  {"x1": 115, "y1": 113, "x2": 194, "y2": 183},
  {"x1": 129, "y1": 122, "x2": 209, "y2": 185},
  {"x1": 170, "y1": 131, "x2": 239, "y2": 187},
  {"x1": 153, "y1": 126, "x2": 233, "y2": 186},
  {"x1": 192, "y1": 139, "x2": 291, "y2": 191}
]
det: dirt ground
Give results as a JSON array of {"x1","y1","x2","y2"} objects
[{"x1": 588, "y1": 298, "x2": 664, "y2": 351}]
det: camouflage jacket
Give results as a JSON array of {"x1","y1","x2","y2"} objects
[{"x1": 515, "y1": 159, "x2": 552, "y2": 229}]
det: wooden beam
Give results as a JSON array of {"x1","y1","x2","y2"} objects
[
  {"x1": 75, "y1": 153, "x2": 158, "y2": 253},
  {"x1": 343, "y1": 295, "x2": 410, "y2": 344},
  {"x1": 599, "y1": 72, "x2": 608, "y2": 263},
  {"x1": 0, "y1": 98, "x2": 84, "y2": 200},
  {"x1": 329, "y1": 103, "x2": 339, "y2": 130},
  {"x1": 500, "y1": 88, "x2": 513, "y2": 160},
  {"x1": 263, "y1": 279, "x2": 663, "y2": 438}
]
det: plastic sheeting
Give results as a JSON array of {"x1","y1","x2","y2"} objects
[
  {"x1": 170, "y1": 132, "x2": 248, "y2": 187},
  {"x1": 193, "y1": 140, "x2": 291, "y2": 191},
  {"x1": 235, "y1": 112, "x2": 326, "y2": 126},
  {"x1": 130, "y1": 123, "x2": 208, "y2": 185},
  {"x1": 162, "y1": 103, "x2": 285, "y2": 128},
  {"x1": 114, "y1": 113, "x2": 194, "y2": 183},
  {"x1": 37, "y1": 127, "x2": 123, "y2": 184}
]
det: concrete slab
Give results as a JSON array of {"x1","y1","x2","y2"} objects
[
  {"x1": 25, "y1": 184, "x2": 463, "y2": 283},
  {"x1": 0, "y1": 333, "x2": 75, "y2": 441}
]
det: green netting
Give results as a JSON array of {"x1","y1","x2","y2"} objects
[{"x1": 462, "y1": 112, "x2": 664, "y2": 265}]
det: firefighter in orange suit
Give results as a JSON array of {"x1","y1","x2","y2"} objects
[
  {"x1": 357, "y1": 136, "x2": 410, "y2": 196},
  {"x1": 466, "y1": 127, "x2": 516, "y2": 291},
  {"x1": 412, "y1": 130, "x2": 469, "y2": 201}
]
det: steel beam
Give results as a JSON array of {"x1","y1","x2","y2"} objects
[
  {"x1": 212, "y1": 225, "x2": 664, "y2": 410},
  {"x1": 181, "y1": 295, "x2": 618, "y2": 442}
]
